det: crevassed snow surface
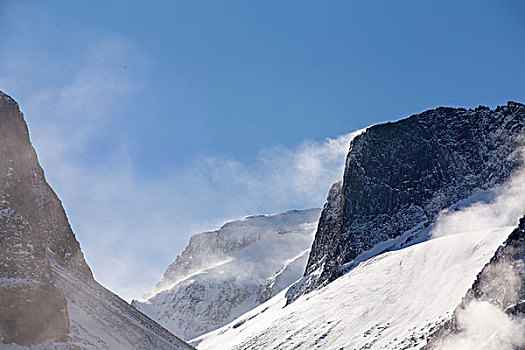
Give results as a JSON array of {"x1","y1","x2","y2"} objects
[
  {"x1": 191, "y1": 226, "x2": 513, "y2": 350},
  {"x1": 134, "y1": 208, "x2": 321, "y2": 340}
]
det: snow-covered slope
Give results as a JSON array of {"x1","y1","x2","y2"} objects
[
  {"x1": 133, "y1": 208, "x2": 321, "y2": 340},
  {"x1": 3, "y1": 262, "x2": 194, "y2": 350},
  {"x1": 192, "y1": 226, "x2": 513, "y2": 350},
  {"x1": 192, "y1": 173, "x2": 525, "y2": 349},
  {"x1": 0, "y1": 91, "x2": 192, "y2": 349}
]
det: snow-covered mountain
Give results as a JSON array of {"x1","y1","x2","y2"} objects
[
  {"x1": 133, "y1": 208, "x2": 321, "y2": 340},
  {"x1": 0, "y1": 91, "x2": 192, "y2": 349},
  {"x1": 291, "y1": 102, "x2": 525, "y2": 302}
]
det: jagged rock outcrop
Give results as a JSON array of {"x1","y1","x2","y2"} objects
[
  {"x1": 291, "y1": 102, "x2": 525, "y2": 302},
  {"x1": 426, "y1": 215, "x2": 525, "y2": 349},
  {"x1": 133, "y1": 209, "x2": 321, "y2": 341},
  {"x1": 0, "y1": 91, "x2": 192, "y2": 349},
  {"x1": 466, "y1": 216, "x2": 525, "y2": 317}
]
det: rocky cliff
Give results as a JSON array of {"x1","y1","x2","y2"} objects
[
  {"x1": 0, "y1": 91, "x2": 192, "y2": 349},
  {"x1": 290, "y1": 102, "x2": 525, "y2": 302}
]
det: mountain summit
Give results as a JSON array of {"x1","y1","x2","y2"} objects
[
  {"x1": 0, "y1": 91, "x2": 192, "y2": 349},
  {"x1": 288, "y1": 102, "x2": 525, "y2": 302}
]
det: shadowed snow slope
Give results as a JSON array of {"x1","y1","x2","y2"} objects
[{"x1": 133, "y1": 208, "x2": 321, "y2": 340}]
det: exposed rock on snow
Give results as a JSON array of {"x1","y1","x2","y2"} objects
[
  {"x1": 294, "y1": 102, "x2": 525, "y2": 302},
  {"x1": 133, "y1": 208, "x2": 321, "y2": 340},
  {"x1": 0, "y1": 91, "x2": 191, "y2": 349}
]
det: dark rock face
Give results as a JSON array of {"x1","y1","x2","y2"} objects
[
  {"x1": 305, "y1": 181, "x2": 343, "y2": 276},
  {"x1": 298, "y1": 102, "x2": 525, "y2": 300},
  {"x1": 0, "y1": 91, "x2": 192, "y2": 349},
  {"x1": 426, "y1": 215, "x2": 525, "y2": 349}
]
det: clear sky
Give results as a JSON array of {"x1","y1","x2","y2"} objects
[{"x1": 1, "y1": 0, "x2": 524, "y2": 300}]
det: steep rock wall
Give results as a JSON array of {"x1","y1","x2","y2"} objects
[{"x1": 297, "y1": 102, "x2": 525, "y2": 301}]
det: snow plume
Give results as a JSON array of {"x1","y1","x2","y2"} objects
[
  {"x1": 199, "y1": 129, "x2": 365, "y2": 210},
  {"x1": 259, "y1": 131, "x2": 364, "y2": 195},
  {"x1": 431, "y1": 152, "x2": 525, "y2": 238},
  {"x1": 433, "y1": 260, "x2": 525, "y2": 349},
  {"x1": 434, "y1": 301, "x2": 525, "y2": 350},
  {"x1": 476, "y1": 258, "x2": 523, "y2": 308}
]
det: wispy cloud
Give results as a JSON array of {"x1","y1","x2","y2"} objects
[
  {"x1": 189, "y1": 129, "x2": 363, "y2": 216},
  {"x1": 35, "y1": 115, "x2": 360, "y2": 301},
  {"x1": 0, "y1": 3, "x2": 361, "y2": 300}
]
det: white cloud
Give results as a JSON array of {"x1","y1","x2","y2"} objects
[{"x1": 192, "y1": 129, "x2": 364, "y2": 215}]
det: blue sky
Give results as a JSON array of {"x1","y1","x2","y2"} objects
[{"x1": 1, "y1": 0, "x2": 524, "y2": 300}]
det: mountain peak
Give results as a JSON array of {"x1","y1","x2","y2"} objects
[{"x1": 290, "y1": 102, "x2": 525, "y2": 302}]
